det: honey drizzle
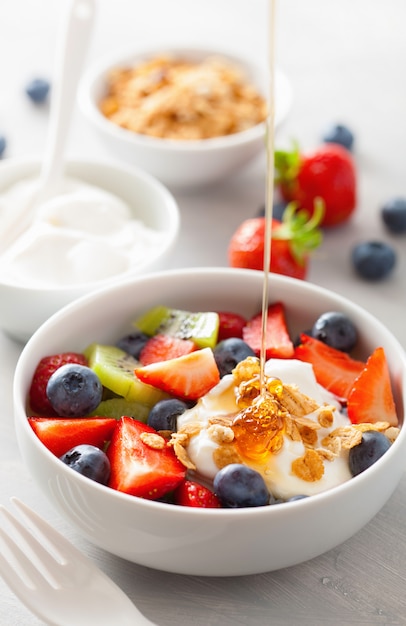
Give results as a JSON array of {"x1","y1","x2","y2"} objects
[
  {"x1": 231, "y1": 0, "x2": 283, "y2": 463},
  {"x1": 260, "y1": 0, "x2": 276, "y2": 394}
]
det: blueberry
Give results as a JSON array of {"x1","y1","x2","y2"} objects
[
  {"x1": 116, "y1": 330, "x2": 149, "y2": 360},
  {"x1": 349, "y1": 431, "x2": 391, "y2": 476},
  {"x1": 381, "y1": 197, "x2": 406, "y2": 234},
  {"x1": 147, "y1": 398, "x2": 189, "y2": 432},
  {"x1": 322, "y1": 123, "x2": 354, "y2": 151},
  {"x1": 0, "y1": 135, "x2": 6, "y2": 158},
  {"x1": 257, "y1": 199, "x2": 287, "y2": 221},
  {"x1": 46, "y1": 364, "x2": 103, "y2": 416},
  {"x1": 286, "y1": 494, "x2": 309, "y2": 502},
  {"x1": 351, "y1": 241, "x2": 396, "y2": 280},
  {"x1": 311, "y1": 311, "x2": 357, "y2": 352},
  {"x1": 213, "y1": 338, "x2": 256, "y2": 378},
  {"x1": 60, "y1": 444, "x2": 110, "y2": 484},
  {"x1": 25, "y1": 78, "x2": 50, "y2": 103},
  {"x1": 213, "y1": 463, "x2": 270, "y2": 508}
]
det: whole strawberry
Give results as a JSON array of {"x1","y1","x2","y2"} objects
[
  {"x1": 228, "y1": 201, "x2": 323, "y2": 280},
  {"x1": 275, "y1": 143, "x2": 357, "y2": 227},
  {"x1": 29, "y1": 352, "x2": 88, "y2": 415}
]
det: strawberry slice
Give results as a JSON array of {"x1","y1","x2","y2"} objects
[
  {"x1": 347, "y1": 347, "x2": 398, "y2": 426},
  {"x1": 139, "y1": 333, "x2": 197, "y2": 366},
  {"x1": 217, "y1": 311, "x2": 247, "y2": 341},
  {"x1": 242, "y1": 302, "x2": 294, "y2": 359},
  {"x1": 107, "y1": 417, "x2": 186, "y2": 499},
  {"x1": 29, "y1": 352, "x2": 88, "y2": 415},
  {"x1": 174, "y1": 480, "x2": 221, "y2": 508},
  {"x1": 28, "y1": 417, "x2": 117, "y2": 458},
  {"x1": 294, "y1": 334, "x2": 365, "y2": 399},
  {"x1": 134, "y1": 347, "x2": 220, "y2": 401}
]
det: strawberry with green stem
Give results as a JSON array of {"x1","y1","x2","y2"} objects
[
  {"x1": 275, "y1": 142, "x2": 357, "y2": 227},
  {"x1": 228, "y1": 200, "x2": 324, "y2": 280}
]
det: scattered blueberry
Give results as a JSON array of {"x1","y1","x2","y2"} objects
[
  {"x1": 0, "y1": 135, "x2": 6, "y2": 158},
  {"x1": 116, "y1": 329, "x2": 150, "y2": 360},
  {"x1": 60, "y1": 444, "x2": 110, "y2": 484},
  {"x1": 311, "y1": 311, "x2": 357, "y2": 352},
  {"x1": 381, "y1": 197, "x2": 406, "y2": 234},
  {"x1": 46, "y1": 364, "x2": 103, "y2": 416},
  {"x1": 257, "y1": 199, "x2": 288, "y2": 221},
  {"x1": 351, "y1": 241, "x2": 396, "y2": 280},
  {"x1": 147, "y1": 398, "x2": 189, "y2": 432},
  {"x1": 322, "y1": 123, "x2": 354, "y2": 151},
  {"x1": 349, "y1": 431, "x2": 391, "y2": 476},
  {"x1": 213, "y1": 463, "x2": 270, "y2": 508},
  {"x1": 213, "y1": 337, "x2": 256, "y2": 378},
  {"x1": 25, "y1": 78, "x2": 50, "y2": 103}
]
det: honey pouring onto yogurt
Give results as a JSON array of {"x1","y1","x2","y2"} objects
[{"x1": 232, "y1": 0, "x2": 286, "y2": 461}]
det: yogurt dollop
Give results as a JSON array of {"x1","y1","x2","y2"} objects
[
  {"x1": 177, "y1": 359, "x2": 353, "y2": 499},
  {"x1": 0, "y1": 178, "x2": 165, "y2": 287}
]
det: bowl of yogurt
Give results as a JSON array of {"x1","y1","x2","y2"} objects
[
  {"x1": 13, "y1": 268, "x2": 406, "y2": 576},
  {"x1": 0, "y1": 156, "x2": 180, "y2": 342}
]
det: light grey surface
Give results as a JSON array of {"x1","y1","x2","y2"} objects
[{"x1": 1, "y1": 1, "x2": 405, "y2": 624}]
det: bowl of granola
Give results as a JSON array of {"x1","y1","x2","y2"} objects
[
  {"x1": 13, "y1": 268, "x2": 406, "y2": 576},
  {"x1": 79, "y1": 47, "x2": 292, "y2": 187}
]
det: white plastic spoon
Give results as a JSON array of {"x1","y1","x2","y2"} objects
[{"x1": 0, "y1": 0, "x2": 96, "y2": 251}]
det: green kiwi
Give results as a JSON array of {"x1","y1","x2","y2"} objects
[
  {"x1": 133, "y1": 305, "x2": 219, "y2": 349},
  {"x1": 89, "y1": 397, "x2": 150, "y2": 422},
  {"x1": 84, "y1": 343, "x2": 169, "y2": 405}
]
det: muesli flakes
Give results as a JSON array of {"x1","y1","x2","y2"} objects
[
  {"x1": 213, "y1": 444, "x2": 242, "y2": 470},
  {"x1": 140, "y1": 432, "x2": 166, "y2": 450},
  {"x1": 291, "y1": 449, "x2": 324, "y2": 482}
]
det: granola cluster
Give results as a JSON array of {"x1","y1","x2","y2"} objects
[
  {"x1": 99, "y1": 54, "x2": 267, "y2": 140},
  {"x1": 167, "y1": 357, "x2": 400, "y2": 486}
]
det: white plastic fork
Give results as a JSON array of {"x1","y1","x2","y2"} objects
[{"x1": 0, "y1": 498, "x2": 156, "y2": 626}]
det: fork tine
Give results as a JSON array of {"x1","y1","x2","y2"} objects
[
  {"x1": 10, "y1": 497, "x2": 86, "y2": 565},
  {"x1": 0, "y1": 504, "x2": 62, "y2": 589},
  {"x1": 0, "y1": 523, "x2": 49, "y2": 592}
]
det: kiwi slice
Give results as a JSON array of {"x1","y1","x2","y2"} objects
[
  {"x1": 84, "y1": 343, "x2": 169, "y2": 406},
  {"x1": 90, "y1": 397, "x2": 150, "y2": 423},
  {"x1": 133, "y1": 305, "x2": 219, "y2": 349}
]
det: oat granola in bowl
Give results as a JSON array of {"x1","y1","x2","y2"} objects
[{"x1": 79, "y1": 47, "x2": 292, "y2": 187}]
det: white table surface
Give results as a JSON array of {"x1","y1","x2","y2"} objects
[{"x1": 1, "y1": 1, "x2": 405, "y2": 624}]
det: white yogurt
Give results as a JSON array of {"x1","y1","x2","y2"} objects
[
  {"x1": 0, "y1": 177, "x2": 165, "y2": 287},
  {"x1": 177, "y1": 359, "x2": 353, "y2": 499}
]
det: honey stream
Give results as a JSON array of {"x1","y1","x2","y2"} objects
[{"x1": 232, "y1": 0, "x2": 285, "y2": 462}]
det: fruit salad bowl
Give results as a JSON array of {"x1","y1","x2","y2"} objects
[
  {"x1": 78, "y1": 46, "x2": 292, "y2": 188},
  {"x1": 13, "y1": 268, "x2": 406, "y2": 576},
  {"x1": 0, "y1": 156, "x2": 180, "y2": 342}
]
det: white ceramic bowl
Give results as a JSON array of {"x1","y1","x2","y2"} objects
[
  {"x1": 78, "y1": 47, "x2": 292, "y2": 188},
  {"x1": 13, "y1": 268, "x2": 406, "y2": 576},
  {"x1": 0, "y1": 157, "x2": 180, "y2": 342}
]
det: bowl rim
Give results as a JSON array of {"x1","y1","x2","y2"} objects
[
  {"x1": 14, "y1": 267, "x2": 406, "y2": 518},
  {"x1": 78, "y1": 45, "x2": 293, "y2": 152},
  {"x1": 0, "y1": 155, "x2": 180, "y2": 293}
]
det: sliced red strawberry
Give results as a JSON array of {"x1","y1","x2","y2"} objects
[
  {"x1": 242, "y1": 302, "x2": 294, "y2": 359},
  {"x1": 139, "y1": 333, "x2": 197, "y2": 366},
  {"x1": 134, "y1": 347, "x2": 220, "y2": 401},
  {"x1": 294, "y1": 334, "x2": 365, "y2": 399},
  {"x1": 107, "y1": 417, "x2": 186, "y2": 499},
  {"x1": 217, "y1": 311, "x2": 247, "y2": 341},
  {"x1": 347, "y1": 347, "x2": 398, "y2": 427},
  {"x1": 29, "y1": 352, "x2": 88, "y2": 416},
  {"x1": 174, "y1": 480, "x2": 221, "y2": 508},
  {"x1": 28, "y1": 417, "x2": 117, "y2": 458}
]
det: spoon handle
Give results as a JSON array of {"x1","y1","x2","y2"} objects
[{"x1": 39, "y1": 0, "x2": 96, "y2": 195}]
